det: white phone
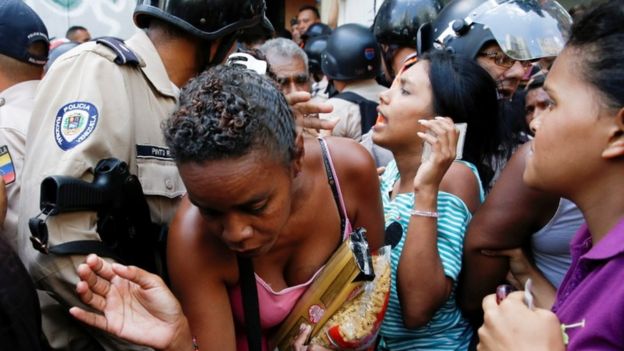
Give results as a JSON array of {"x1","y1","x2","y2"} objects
[{"x1": 421, "y1": 122, "x2": 467, "y2": 161}]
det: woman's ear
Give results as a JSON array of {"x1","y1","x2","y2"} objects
[
  {"x1": 602, "y1": 107, "x2": 624, "y2": 159},
  {"x1": 292, "y1": 133, "x2": 305, "y2": 177}
]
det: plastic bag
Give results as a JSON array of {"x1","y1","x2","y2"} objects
[{"x1": 309, "y1": 246, "x2": 391, "y2": 350}]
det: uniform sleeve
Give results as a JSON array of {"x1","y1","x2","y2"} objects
[
  {"x1": 436, "y1": 193, "x2": 471, "y2": 281},
  {"x1": 320, "y1": 98, "x2": 362, "y2": 140}
]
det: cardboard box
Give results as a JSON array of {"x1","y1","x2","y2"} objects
[{"x1": 270, "y1": 228, "x2": 373, "y2": 350}]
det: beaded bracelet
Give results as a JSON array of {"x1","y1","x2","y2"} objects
[{"x1": 410, "y1": 209, "x2": 439, "y2": 218}]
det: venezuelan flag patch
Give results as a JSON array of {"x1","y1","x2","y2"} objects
[{"x1": 0, "y1": 145, "x2": 15, "y2": 185}]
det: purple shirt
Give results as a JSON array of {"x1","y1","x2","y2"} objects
[{"x1": 552, "y1": 217, "x2": 624, "y2": 350}]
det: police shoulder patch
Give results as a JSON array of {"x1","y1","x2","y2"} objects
[
  {"x1": 0, "y1": 145, "x2": 16, "y2": 185},
  {"x1": 54, "y1": 101, "x2": 99, "y2": 150}
]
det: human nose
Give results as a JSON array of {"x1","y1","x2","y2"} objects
[
  {"x1": 220, "y1": 213, "x2": 253, "y2": 247},
  {"x1": 379, "y1": 89, "x2": 390, "y2": 105},
  {"x1": 529, "y1": 111, "x2": 543, "y2": 134},
  {"x1": 503, "y1": 60, "x2": 527, "y2": 80}
]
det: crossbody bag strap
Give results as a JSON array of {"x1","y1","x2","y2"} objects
[{"x1": 237, "y1": 255, "x2": 262, "y2": 351}]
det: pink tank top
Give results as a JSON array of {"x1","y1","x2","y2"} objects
[{"x1": 228, "y1": 138, "x2": 353, "y2": 350}]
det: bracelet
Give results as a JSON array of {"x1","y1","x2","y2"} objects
[
  {"x1": 411, "y1": 209, "x2": 439, "y2": 218},
  {"x1": 192, "y1": 336, "x2": 199, "y2": 351}
]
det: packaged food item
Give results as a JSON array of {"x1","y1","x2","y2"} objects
[
  {"x1": 271, "y1": 228, "x2": 374, "y2": 350},
  {"x1": 309, "y1": 246, "x2": 391, "y2": 350}
]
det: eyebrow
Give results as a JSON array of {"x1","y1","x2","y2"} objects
[
  {"x1": 399, "y1": 76, "x2": 412, "y2": 87},
  {"x1": 190, "y1": 192, "x2": 270, "y2": 211},
  {"x1": 542, "y1": 84, "x2": 557, "y2": 100}
]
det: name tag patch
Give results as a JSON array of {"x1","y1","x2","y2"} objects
[
  {"x1": 54, "y1": 101, "x2": 99, "y2": 150},
  {"x1": 136, "y1": 145, "x2": 174, "y2": 161},
  {"x1": 0, "y1": 145, "x2": 16, "y2": 185}
]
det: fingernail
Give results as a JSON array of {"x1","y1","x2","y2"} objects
[
  {"x1": 418, "y1": 119, "x2": 428, "y2": 124},
  {"x1": 434, "y1": 116, "x2": 445, "y2": 120}
]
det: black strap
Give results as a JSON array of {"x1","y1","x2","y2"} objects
[
  {"x1": 237, "y1": 256, "x2": 262, "y2": 351},
  {"x1": 48, "y1": 241, "x2": 125, "y2": 263},
  {"x1": 96, "y1": 37, "x2": 140, "y2": 66},
  {"x1": 318, "y1": 138, "x2": 347, "y2": 236},
  {"x1": 333, "y1": 91, "x2": 379, "y2": 134}
]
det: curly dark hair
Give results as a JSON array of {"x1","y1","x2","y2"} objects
[{"x1": 163, "y1": 65, "x2": 297, "y2": 165}]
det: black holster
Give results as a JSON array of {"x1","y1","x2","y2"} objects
[{"x1": 29, "y1": 158, "x2": 168, "y2": 281}]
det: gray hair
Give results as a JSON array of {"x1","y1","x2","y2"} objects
[{"x1": 259, "y1": 38, "x2": 308, "y2": 71}]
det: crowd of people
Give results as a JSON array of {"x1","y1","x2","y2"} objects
[{"x1": 0, "y1": 0, "x2": 622, "y2": 350}]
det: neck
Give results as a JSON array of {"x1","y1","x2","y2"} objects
[
  {"x1": 0, "y1": 72, "x2": 41, "y2": 93},
  {"x1": 392, "y1": 147, "x2": 423, "y2": 194},
  {"x1": 148, "y1": 30, "x2": 202, "y2": 88},
  {"x1": 570, "y1": 167, "x2": 624, "y2": 244}
]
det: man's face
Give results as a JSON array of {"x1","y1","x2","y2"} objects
[
  {"x1": 476, "y1": 42, "x2": 530, "y2": 97},
  {"x1": 267, "y1": 53, "x2": 310, "y2": 95},
  {"x1": 297, "y1": 9, "x2": 320, "y2": 36},
  {"x1": 524, "y1": 86, "x2": 551, "y2": 129}
]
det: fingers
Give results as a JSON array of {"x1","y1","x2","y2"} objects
[
  {"x1": 291, "y1": 324, "x2": 312, "y2": 351},
  {"x1": 417, "y1": 117, "x2": 458, "y2": 160},
  {"x1": 112, "y1": 263, "x2": 165, "y2": 291},
  {"x1": 285, "y1": 91, "x2": 312, "y2": 105},
  {"x1": 298, "y1": 117, "x2": 336, "y2": 131},
  {"x1": 69, "y1": 306, "x2": 110, "y2": 332},
  {"x1": 377, "y1": 166, "x2": 386, "y2": 176}
]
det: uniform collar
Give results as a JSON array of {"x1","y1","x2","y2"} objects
[
  {"x1": 579, "y1": 217, "x2": 624, "y2": 261},
  {"x1": 0, "y1": 80, "x2": 40, "y2": 107},
  {"x1": 125, "y1": 30, "x2": 179, "y2": 100}
]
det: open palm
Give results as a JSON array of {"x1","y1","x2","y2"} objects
[{"x1": 70, "y1": 254, "x2": 187, "y2": 350}]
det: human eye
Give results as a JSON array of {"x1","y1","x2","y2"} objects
[
  {"x1": 200, "y1": 207, "x2": 222, "y2": 218},
  {"x1": 245, "y1": 200, "x2": 269, "y2": 215},
  {"x1": 545, "y1": 98, "x2": 555, "y2": 110},
  {"x1": 294, "y1": 74, "x2": 309, "y2": 85}
]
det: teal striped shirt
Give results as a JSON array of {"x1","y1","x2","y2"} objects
[{"x1": 378, "y1": 160, "x2": 483, "y2": 350}]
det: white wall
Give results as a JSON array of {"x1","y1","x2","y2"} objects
[
  {"x1": 24, "y1": 0, "x2": 138, "y2": 40},
  {"x1": 322, "y1": 0, "x2": 384, "y2": 27}
]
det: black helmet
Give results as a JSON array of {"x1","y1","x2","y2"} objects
[
  {"x1": 133, "y1": 0, "x2": 270, "y2": 42},
  {"x1": 373, "y1": 0, "x2": 442, "y2": 48},
  {"x1": 321, "y1": 24, "x2": 381, "y2": 81},
  {"x1": 421, "y1": 0, "x2": 572, "y2": 61},
  {"x1": 302, "y1": 22, "x2": 332, "y2": 41},
  {"x1": 304, "y1": 34, "x2": 329, "y2": 76}
]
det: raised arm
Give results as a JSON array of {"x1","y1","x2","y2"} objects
[
  {"x1": 458, "y1": 143, "x2": 559, "y2": 324},
  {"x1": 397, "y1": 118, "x2": 480, "y2": 328}
]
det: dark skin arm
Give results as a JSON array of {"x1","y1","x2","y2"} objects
[
  {"x1": 324, "y1": 137, "x2": 385, "y2": 251},
  {"x1": 398, "y1": 118, "x2": 481, "y2": 328},
  {"x1": 167, "y1": 199, "x2": 239, "y2": 350},
  {"x1": 458, "y1": 143, "x2": 559, "y2": 325}
]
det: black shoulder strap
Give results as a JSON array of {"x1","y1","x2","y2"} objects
[
  {"x1": 333, "y1": 91, "x2": 379, "y2": 134},
  {"x1": 96, "y1": 37, "x2": 140, "y2": 66},
  {"x1": 318, "y1": 138, "x2": 347, "y2": 236},
  {"x1": 237, "y1": 256, "x2": 262, "y2": 351}
]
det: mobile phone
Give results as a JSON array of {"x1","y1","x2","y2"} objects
[{"x1": 421, "y1": 122, "x2": 467, "y2": 161}]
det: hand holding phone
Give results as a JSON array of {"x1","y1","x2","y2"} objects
[{"x1": 421, "y1": 122, "x2": 467, "y2": 162}]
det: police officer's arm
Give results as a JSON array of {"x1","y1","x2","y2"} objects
[
  {"x1": 167, "y1": 197, "x2": 239, "y2": 350},
  {"x1": 458, "y1": 143, "x2": 559, "y2": 325}
]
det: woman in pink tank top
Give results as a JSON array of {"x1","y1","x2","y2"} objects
[{"x1": 69, "y1": 66, "x2": 384, "y2": 350}]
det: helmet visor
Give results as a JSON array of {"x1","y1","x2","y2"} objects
[{"x1": 471, "y1": 0, "x2": 572, "y2": 61}]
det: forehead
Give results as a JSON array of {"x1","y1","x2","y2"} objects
[
  {"x1": 179, "y1": 153, "x2": 289, "y2": 207},
  {"x1": 402, "y1": 60, "x2": 431, "y2": 87},
  {"x1": 267, "y1": 53, "x2": 306, "y2": 75},
  {"x1": 480, "y1": 42, "x2": 503, "y2": 53},
  {"x1": 298, "y1": 9, "x2": 317, "y2": 20}
]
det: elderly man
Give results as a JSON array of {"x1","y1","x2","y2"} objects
[{"x1": 259, "y1": 38, "x2": 311, "y2": 95}]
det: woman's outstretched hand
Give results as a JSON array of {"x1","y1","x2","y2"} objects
[
  {"x1": 414, "y1": 117, "x2": 459, "y2": 192},
  {"x1": 70, "y1": 254, "x2": 193, "y2": 351}
]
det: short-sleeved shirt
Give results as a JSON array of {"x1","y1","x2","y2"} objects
[
  {"x1": 378, "y1": 160, "x2": 482, "y2": 350},
  {"x1": 17, "y1": 30, "x2": 185, "y2": 272},
  {"x1": 0, "y1": 80, "x2": 38, "y2": 251},
  {"x1": 552, "y1": 217, "x2": 624, "y2": 350}
]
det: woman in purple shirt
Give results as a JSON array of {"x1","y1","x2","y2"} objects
[{"x1": 478, "y1": 1, "x2": 624, "y2": 350}]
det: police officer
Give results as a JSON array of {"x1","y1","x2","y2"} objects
[
  {"x1": 319, "y1": 24, "x2": 385, "y2": 141},
  {"x1": 422, "y1": 0, "x2": 571, "y2": 98},
  {"x1": 373, "y1": 0, "x2": 442, "y2": 84},
  {"x1": 17, "y1": 0, "x2": 269, "y2": 350}
]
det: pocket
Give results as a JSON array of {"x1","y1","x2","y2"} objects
[{"x1": 136, "y1": 159, "x2": 185, "y2": 198}]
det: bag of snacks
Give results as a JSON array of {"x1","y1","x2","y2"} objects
[{"x1": 309, "y1": 246, "x2": 391, "y2": 350}]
